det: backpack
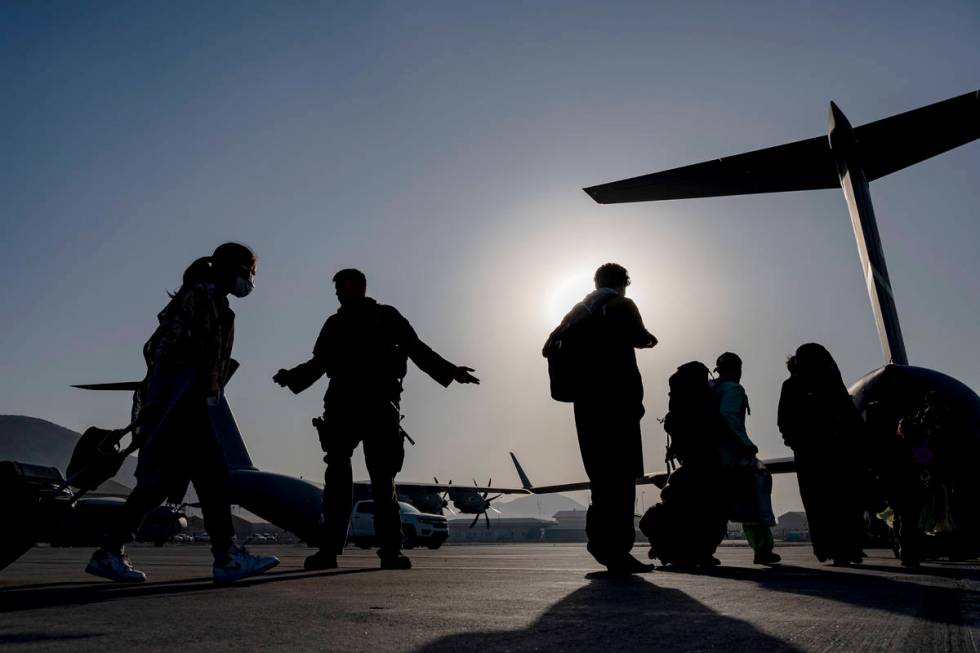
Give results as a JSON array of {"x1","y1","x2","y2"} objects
[
  {"x1": 542, "y1": 298, "x2": 608, "y2": 402},
  {"x1": 662, "y1": 361, "x2": 716, "y2": 467},
  {"x1": 639, "y1": 465, "x2": 727, "y2": 565}
]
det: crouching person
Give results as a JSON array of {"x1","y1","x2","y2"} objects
[{"x1": 86, "y1": 243, "x2": 279, "y2": 584}]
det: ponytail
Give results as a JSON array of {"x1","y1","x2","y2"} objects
[
  {"x1": 167, "y1": 242, "x2": 256, "y2": 297},
  {"x1": 182, "y1": 256, "x2": 214, "y2": 286},
  {"x1": 168, "y1": 256, "x2": 213, "y2": 297}
]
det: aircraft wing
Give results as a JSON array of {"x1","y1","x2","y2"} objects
[
  {"x1": 523, "y1": 456, "x2": 797, "y2": 495},
  {"x1": 583, "y1": 135, "x2": 838, "y2": 203},
  {"x1": 583, "y1": 89, "x2": 979, "y2": 204},
  {"x1": 385, "y1": 481, "x2": 530, "y2": 495}
]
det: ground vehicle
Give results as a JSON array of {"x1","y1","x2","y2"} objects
[{"x1": 348, "y1": 500, "x2": 449, "y2": 550}]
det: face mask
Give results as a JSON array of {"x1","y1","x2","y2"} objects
[{"x1": 231, "y1": 273, "x2": 254, "y2": 298}]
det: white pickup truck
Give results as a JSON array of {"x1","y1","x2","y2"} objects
[{"x1": 348, "y1": 500, "x2": 449, "y2": 550}]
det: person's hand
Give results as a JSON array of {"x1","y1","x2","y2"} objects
[
  {"x1": 453, "y1": 366, "x2": 480, "y2": 385},
  {"x1": 638, "y1": 334, "x2": 658, "y2": 349},
  {"x1": 273, "y1": 368, "x2": 291, "y2": 387}
]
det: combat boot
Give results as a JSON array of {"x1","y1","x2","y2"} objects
[
  {"x1": 379, "y1": 553, "x2": 412, "y2": 570},
  {"x1": 304, "y1": 550, "x2": 338, "y2": 570}
]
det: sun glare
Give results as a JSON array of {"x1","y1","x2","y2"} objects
[
  {"x1": 544, "y1": 269, "x2": 652, "y2": 328},
  {"x1": 545, "y1": 272, "x2": 594, "y2": 325}
]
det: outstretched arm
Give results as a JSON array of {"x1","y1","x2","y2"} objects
[
  {"x1": 273, "y1": 321, "x2": 331, "y2": 394},
  {"x1": 389, "y1": 307, "x2": 479, "y2": 386}
]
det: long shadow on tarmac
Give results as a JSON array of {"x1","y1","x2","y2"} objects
[
  {"x1": 415, "y1": 573, "x2": 804, "y2": 653},
  {"x1": 0, "y1": 630, "x2": 100, "y2": 645},
  {"x1": 0, "y1": 567, "x2": 382, "y2": 613},
  {"x1": 415, "y1": 562, "x2": 980, "y2": 652},
  {"x1": 677, "y1": 563, "x2": 979, "y2": 627}
]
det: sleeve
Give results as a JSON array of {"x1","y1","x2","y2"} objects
[
  {"x1": 143, "y1": 288, "x2": 206, "y2": 407},
  {"x1": 281, "y1": 320, "x2": 331, "y2": 394},
  {"x1": 776, "y1": 379, "x2": 798, "y2": 448},
  {"x1": 388, "y1": 307, "x2": 456, "y2": 387},
  {"x1": 618, "y1": 298, "x2": 657, "y2": 348},
  {"x1": 719, "y1": 384, "x2": 754, "y2": 448}
]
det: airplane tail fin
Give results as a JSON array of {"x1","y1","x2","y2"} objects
[
  {"x1": 208, "y1": 396, "x2": 256, "y2": 470},
  {"x1": 74, "y1": 382, "x2": 256, "y2": 471},
  {"x1": 509, "y1": 452, "x2": 533, "y2": 490}
]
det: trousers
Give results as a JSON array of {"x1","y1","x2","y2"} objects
[
  {"x1": 105, "y1": 396, "x2": 235, "y2": 559},
  {"x1": 319, "y1": 397, "x2": 405, "y2": 558},
  {"x1": 574, "y1": 400, "x2": 643, "y2": 562}
]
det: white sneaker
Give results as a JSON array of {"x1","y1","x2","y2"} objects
[
  {"x1": 85, "y1": 548, "x2": 147, "y2": 583},
  {"x1": 213, "y1": 544, "x2": 279, "y2": 584}
]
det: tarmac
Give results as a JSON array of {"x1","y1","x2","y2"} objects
[{"x1": 1, "y1": 543, "x2": 978, "y2": 652}]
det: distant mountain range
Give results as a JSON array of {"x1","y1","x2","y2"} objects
[
  {"x1": 491, "y1": 492, "x2": 586, "y2": 519},
  {"x1": 0, "y1": 414, "x2": 137, "y2": 495}
]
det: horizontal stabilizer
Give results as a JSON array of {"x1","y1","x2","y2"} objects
[
  {"x1": 857, "y1": 90, "x2": 980, "y2": 181},
  {"x1": 73, "y1": 382, "x2": 142, "y2": 391},
  {"x1": 584, "y1": 135, "x2": 837, "y2": 203},
  {"x1": 584, "y1": 90, "x2": 979, "y2": 204}
]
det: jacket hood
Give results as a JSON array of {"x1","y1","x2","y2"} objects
[
  {"x1": 582, "y1": 287, "x2": 620, "y2": 312},
  {"x1": 337, "y1": 296, "x2": 379, "y2": 314}
]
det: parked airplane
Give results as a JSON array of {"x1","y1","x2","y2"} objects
[
  {"x1": 581, "y1": 89, "x2": 980, "y2": 551},
  {"x1": 81, "y1": 384, "x2": 528, "y2": 535},
  {"x1": 0, "y1": 384, "x2": 528, "y2": 572}
]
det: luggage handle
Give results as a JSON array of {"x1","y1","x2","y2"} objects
[{"x1": 52, "y1": 420, "x2": 140, "y2": 501}]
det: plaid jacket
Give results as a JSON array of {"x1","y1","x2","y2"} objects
[{"x1": 142, "y1": 282, "x2": 235, "y2": 405}]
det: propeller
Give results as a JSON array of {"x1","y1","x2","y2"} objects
[
  {"x1": 468, "y1": 478, "x2": 503, "y2": 529},
  {"x1": 433, "y1": 477, "x2": 457, "y2": 515}
]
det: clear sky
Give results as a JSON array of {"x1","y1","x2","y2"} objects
[{"x1": 1, "y1": 1, "x2": 978, "y2": 515}]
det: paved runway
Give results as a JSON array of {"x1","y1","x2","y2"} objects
[{"x1": 1, "y1": 543, "x2": 978, "y2": 652}]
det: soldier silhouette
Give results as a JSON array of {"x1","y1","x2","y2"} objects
[{"x1": 274, "y1": 268, "x2": 479, "y2": 570}]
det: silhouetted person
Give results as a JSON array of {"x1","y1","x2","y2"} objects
[
  {"x1": 777, "y1": 343, "x2": 865, "y2": 565},
  {"x1": 86, "y1": 242, "x2": 279, "y2": 584},
  {"x1": 710, "y1": 352, "x2": 780, "y2": 565},
  {"x1": 543, "y1": 263, "x2": 657, "y2": 573},
  {"x1": 273, "y1": 269, "x2": 479, "y2": 571}
]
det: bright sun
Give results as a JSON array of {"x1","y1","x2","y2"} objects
[{"x1": 545, "y1": 272, "x2": 594, "y2": 325}]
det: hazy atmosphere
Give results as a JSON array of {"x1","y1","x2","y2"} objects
[{"x1": 2, "y1": 1, "x2": 978, "y2": 515}]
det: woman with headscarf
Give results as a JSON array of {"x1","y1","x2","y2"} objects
[
  {"x1": 777, "y1": 343, "x2": 866, "y2": 565},
  {"x1": 85, "y1": 242, "x2": 279, "y2": 584}
]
